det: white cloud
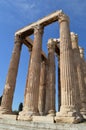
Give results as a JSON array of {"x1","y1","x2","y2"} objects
[
  {"x1": 12, "y1": 0, "x2": 36, "y2": 11},
  {"x1": 1, "y1": 0, "x2": 86, "y2": 18},
  {"x1": 0, "y1": 0, "x2": 86, "y2": 29},
  {"x1": 0, "y1": 0, "x2": 40, "y2": 25}
]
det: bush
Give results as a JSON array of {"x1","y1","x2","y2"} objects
[
  {"x1": 0, "y1": 96, "x2": 2, "y2": 105},
  {"x1": 18, "y1": 102, "x2": 23, "y2": 112}
]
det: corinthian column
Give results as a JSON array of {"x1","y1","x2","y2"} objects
[
  {"x1": 58, "y1": 56, "x2": 61, "y2": 112},
  {"x1": 55, "y1": 12, "x2": 83, "y2": 123},
  {"x1": 79, "y1": 47, "x2": 86, "y2": 85},
  {"x1": 18, "y1": 25, "x2": 44, "y2": 120},
  {"x1": 79, "y1": 47, "x2": 86, "y2": 116},
  {"x1": 47, "y1": 39, "x2": 56, "y2": 116},
  {"x1": 38, "y1": 59, "x2": 46, "y2": 115},
  {"x1": 70, "y1": 32, "x2": 81, "y2": 110},
  {"x1": 0, "y1": 35, "x2": 22, "y2": 114},
  {"x1": 23, "y1": 47, "x2": 32, "y2": 108},
  {"x1": 44, "y1": 60, "x2": 49, "y2": 114}
]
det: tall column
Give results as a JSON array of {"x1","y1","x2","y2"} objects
[
  {"x1": 44, "y1": 61, "x2": 50, "y2": 114},
  {"x1": 18, "y1": 25, "x2": 44, "y2": 120},
  {"x1": 79, "y1": 47, "x2": 86, "y2": 85},
  {"x1": 47, "y1": 39, "x2": 56, "y2": 116},
  {"x1": 38, "y1": 59, "x2": 46, "y2": 115},
  {"x1": 80, "y1": 48, "x2": 86, "y2": 86},
  {"x1": 79, "y1": 47, "x2": 86, "y2": 116},
  {"x1": 23, "y1": 47, "x2": 32, "y2": 108},
  {"x1": 58, "y1": 56, "x2": 61, "y2": 112},
  {"x1": 71, "y1": 33, "x2": 86, "y2": 114},
  {"x1": 70, "y1": 32, "x2": 81, "y2": 110},
  {"x1": 55, "y1": 12, "x2": 83, "y2": 123},
  {"x1": 0, "y1": 35, "x2": 22, "y2": 114}
]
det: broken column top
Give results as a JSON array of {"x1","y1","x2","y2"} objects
[{"x1": 47, "y1": 38, "x2": 60, "y2": 55}]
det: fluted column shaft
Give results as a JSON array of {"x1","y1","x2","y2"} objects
[
  {"x1": 0, "y1": 35, "x2": 22, "y2": 114},
  {"x1": 79, "y1": 48, "x2": 86, "y2": 85},
  {"x1": 38, "y1": 60, "x2": 46, "y2": 115},
  {"x1": 44, "y1": 61, "x2": 49, "y2": 114},
  {"x1": 78, "y1": 47, "x2": 86, "y2": 114},
  {"x1": 23, "y1": 48, "x2": 32, "y2": 107},
  {"x1": 58, "y1": 13, "x2": 77, "y2": 112},
  {"x1": 56, "y1": 12, "x2": 83, "y2": 123},
  {"x1": 70, "y1": 32, "x2": 81, "y2": 110},
  {"x1": 58, "y1": 56, "x2": 61, "y2": 112},
  {"x1": 47, "y1": 39, "x2": 56, "y2": 116},
  {"x1": 23, "y1": 25, "x2": 44, "y2": 115}
]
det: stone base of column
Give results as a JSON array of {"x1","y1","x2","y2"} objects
[
  {"x1": 55, "y1": 106, "x2": 83, "y2": 123},
  {"x1": 18, "y1": 110, "x2": 39, "y2": 121},
  {"x1": 0, "y1": 106, "x2": 12, "y2": 114},
  {"x1": 0, "y1": 114, "x2": 16, "y2": 120},
  {"x1": 47, "y1": 110, "x2": 56, "y2": 117},
  {"x1": 33, "y1": 116, "x2": 54, "y2": 123},
  {"x1": 80, "y1": 108, "x2": 86, "y2": 119},
  {"x1": 39, "y1": 111, "x2": 44, "y2": 116}
]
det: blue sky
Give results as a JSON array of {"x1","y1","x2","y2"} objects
[{"x1": 0, "y1": 0, "x2": 86, "y2": 111}]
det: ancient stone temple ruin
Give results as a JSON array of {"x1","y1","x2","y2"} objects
[{"x1": 0, "y1": 10, "x2": 86, "y2": 124}]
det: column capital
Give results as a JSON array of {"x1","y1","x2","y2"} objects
[
  {"x1": 34, "y1": 24, "x2": 44, "y2": 36},
  {"x1": 79, "y1": 46, "x2": 84, "y2": 59},
  {"x1": 70, "y1": 32, "x2": 78, "y2": 49},
  {"x1": 58, "y1": 12, "x2": 69, "y2": 24},
  {"x1": 47, "y1": 39, "x2": 56, "y2": 50},
  {"x1": 71, "y1": 32, "x2": 78, "y2": 43},
  {"x1": 15, "y1": 34, "x2": 22, "y2": 44},
  {"x1": 79, "y1": 46, "x2": 84, "y2": 53}
]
